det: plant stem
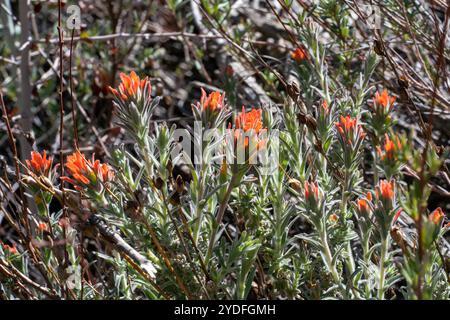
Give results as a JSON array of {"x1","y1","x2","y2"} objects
[
  {"x1": 373, "y1": 150, "x2": 379, "y2": 187},
  {"x1": 193, "y1": 164, "x2": 206, "y2": 244},
  {"x1": 142, "y1": 140, "x2": 154, "y2": 181},
  {"x1": 320, "y1": 223, "x2": 349, "y2": 299},
  {"x1": 362, "y1": 230, "x2": 371, "y2": 297},
  {"x1": 378, "y1": 237, "x2": 388, "y2": 300},
  {"x1": 206, "y1": 175, "x2": 236, "y2": 262},
  {"x1": 340, "y1": 169, "x2": 356, "y2": 280},
  {"x1": 320, "y1": 229, "x2": 340, "y2": 284}
]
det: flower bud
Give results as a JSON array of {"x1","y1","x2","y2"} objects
[
  {"x1": 429, "y1": 207, "x2": 444, "y2": 226},
  {"x1": 304, "y1": 181, "x2": 320, "y2": 209},
  {"x1": 291, "y1": 47, "x2": 308, "y2": 63}
]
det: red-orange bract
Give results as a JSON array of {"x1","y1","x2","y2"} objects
[
  {"x1": 304, "y1": 181, "x2": 319, "y2": 202},
  {"x1": 393, "y1": 209, "x2": 402, "y2": 223},
  {"x1": 335, "y1": 115, "x2": 357, "y2": 136},
  {"x1": 374, "y1": 89, "x2": 396, "y2": 109},
  {"x1": 377, "y1": 180, "x2": 395, "y2": 202},
  {"x1": 429, "y1": 207, "x2": 444, "y2": 225},
  {"x1": 61, "y1": 151, "x2": 113, "y2": 189},
  {"x1": 291, "y1": 47, "x2": 308, "y2": 63},
  {"x1": 234, "y1": 107, "x2": 266, "y2": 149},
  {"x1": 357, "y1": 192, "x2": 373, "y2": 215},
  {"x1": 2, "y1": 243, "x2": 17, "y2": 254},
  {"x1": 26, "y1": 151, "x2": 52, "y2": 175},
  {"x1": 108, "y1": 71, "x2": 151, "y2": 101},
  {"x1": 236, "y1": 107, "x2": 264, "y2": 133},
  {"x1": 335, "y1": 115, "x2": 365, "y2": 146},
  {"x1": 38, "y1": 222, "x2": 49, "y2": 232},
  {"x1": 198, "y1": 88, "x2": 225, "y2": 112},
  {"x1": 377, "y1": 134, "x2": 402, "y2": 161},
  {"x1": 322, "y1": 100, "x2": 329, "y2": 114},
  {"x1": 357, "y1": 199, "x2": 370, "y2": 214}
]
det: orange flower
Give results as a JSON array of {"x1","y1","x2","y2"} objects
[
  {"x1": 108, "y1": 71, "x2": 151, "y2": 101},
  {"x1": 26, "y1": 151, "x2": 52, "y2": 175},
  {"x1": 38, "y1": 222, "x2": 49, "y2": 232},
  {"x1": 335, "y1": 115, "x2": 365, "y2": 145},
  {"x1": 429, "y1": 207, "x2": 444, "y2": 225},
  {"x1": 63, "y1": 151, "x2": 91, "y2": 185},
  {"x1": 291, "y1": 47, "x2": 308, "y2": 62},
  {"x1": 377, "y1": 134, "x2": 402, "y2": 161},
  {"x1": 236, "y1": 107, "x2": 264, "y2": 133},
  {"x1": 2, "y1": 243, "x2": 17, "y2": 254},
  {"x1": 377, "y1": 180, "x2": 395, "y2": 202},
  {"x1": 357, "y1": 199, "x2": 370, "y2": 214},
  {"x1": 335, "y1": 115, "x2": 357, "y2": 134},
  {"x1": 198, "y1": 88, "x2": 225, "y2": 112},
  {"x1": 357, "y1": 191, "x2": 373, "y2": 215},
  {"x1": 374, "y1": 89, "x2": 396, "y2": 109},
  {"x1": 322, "y1": 100, "x2": 329, "y2": 114},
  {"x1": 234, "y1": 107, "x2": 266, "y2": 149},
  {"x1": 61, "y1": 151, "x2": 113, "y2": 188}
]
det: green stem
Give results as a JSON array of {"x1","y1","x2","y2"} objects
[
  {"x1": 320, "y1": 229, "x2": 340, "y2": 285},
  {"x1": 206, "y1": 175, "x2": 236, "y2": 262},
  {"x1": 193, "y1": 206, "x2": 203, "y2": 245},
  {"x1": 372, "y1": 137, "x2": 379, "y2": 187},
  {"x1": 142, "y1": 141, "x2": 154, "y2": 181},
  {"x1": 193, "y1": 166, "x2": 206, "y2": 245},
  {"x1": 346, "y1": 241, "x2": 355, "y2": 275},
  {"x1": 340, "y1": 168, "x2": 349, "y2": 221},
  {"x1": 362, "y1": 231, "x2": 371, "y2": 297},
  {"x1": 38, "y1": 190, "x2": 55, "y2": 238},
  {"x1": 378, "y1": 238, "x2": 388, "y2": 300},
  {"x1": 340, "y1": 169, "x2": 356, "y2": 281}
]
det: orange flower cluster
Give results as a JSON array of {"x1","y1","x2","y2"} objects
[
  {"x1": 335, "y1": 115, "x2": 356, "y2": 134},
  {"x1": 61, "y1": 151, "x2": 114, "y2": 189},
  {"x1": 374, "y1": 89, "x2": 396, "y2": 109},
  {"x1": 378, "y1": 180, "x2": 394, "y2": 201},
  {"x1": 429, "y1": 207, "x2": 445, "y2": 225},
  {"x1": 236, "y1": 108, "x2": 264, "y2": 133},
  {"x1": 1, "y1": 242, "x2": 17, "y2": 254},
  {"x1": 234, "y1": 107, "x2": 266, "y2": 149},
  {"x1": 375, "y1": 180, "x2": 395, "y2": 213},
  {"x1": 377, "y1": 134, "x2": 402, "y2": 161},
  {"x1": 335, "y1": 115, "x2": 365, "y2": 145},
  {"x1": 358, "y1": 182, "x2": 401, "y2": 233},
  {"x1": 198, "y1": 88, "x2": 225, "y2": 112},
  {"x1": 291, "y1": 47, "x2": 308, "y2": 63},
  {"x1": 26, "y1": 151, "x2": 52, "y2": 176},
  {"x1": 108, "y1": 71, "x2": 151, "y2": 101}
]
